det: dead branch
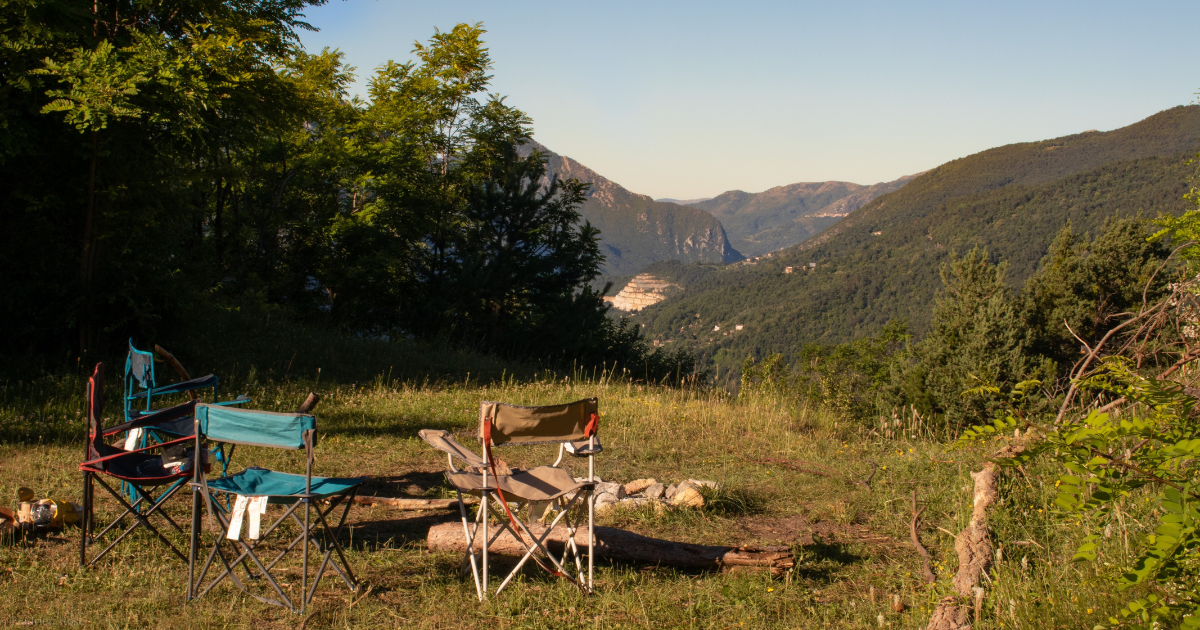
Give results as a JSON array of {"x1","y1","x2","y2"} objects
[
  {"x1": 153, "y1": 344, "x2": 197, "y2": 400},
  {"x1": 911, "y1": 489, "x2": 935, "y2": 584},
  {"x1": 295, "y1": 392, "x2": 321, "y2": 414}
]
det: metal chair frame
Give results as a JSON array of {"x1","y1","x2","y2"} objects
[{"x1": 186, "y1": 407, "x2": 361, "y2": 614}]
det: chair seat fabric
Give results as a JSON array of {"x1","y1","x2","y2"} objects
[
  {"x1": 81, "y1": 442, "x2": 188, "y2": 485},
  {"x1": 445, "y1": 466, "x2": 592, "y2": 503},
  {"x1": 207, "y1": 467, "x2": 362, "y2": 499}
]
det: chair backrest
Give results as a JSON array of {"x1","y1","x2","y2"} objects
[
  {"x1": 195, "y1": 404, "x2": 315, "y2": 450},
  {"x1": 126, "y1": 339, "x2": 155, "y2": 390},
  {"x1": 86, "y1": 363, "x2": 106, "y2": 460},
  {"x1": 479, "y1": 398, "x2": 598, "y2": 446}
]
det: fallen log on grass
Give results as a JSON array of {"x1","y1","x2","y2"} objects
[
  {"x1": 426, "y1": 522, "x2": 794, "y2": 575},
  {"x1": 350, "y1": 496, "x2": 475, "y2": 510}
]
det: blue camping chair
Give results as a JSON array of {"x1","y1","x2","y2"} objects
[
  {"x1": 79, "y1": 363, "x2": 207, "y2": 567},
  {"x1": 124, "y1": 339, "x2": 220, "y2": 420},
  {"x1": 120, "y1": 340, "x2": 247, "y2": 502},
  {"x1": 187, "y1": 404, "x2": 363, "y2": 613}
]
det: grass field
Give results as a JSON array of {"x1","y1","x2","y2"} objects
[{"x1": 0, "y1": 358, "x2": 1156, "y2": 628}]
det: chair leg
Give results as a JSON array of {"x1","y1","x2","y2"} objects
[
  {"x1": 587, "y1": 487, "x2": 594, "y2": 592},
  {"x1": 310, "y1": 492, "x2": 358, "y2": 591},
  {"x1": 494, "y1": 494, "x2": 587, "y2": 596},
  {"x1": 87, "y1": 476, "x2": 187, "y2": 565},
  {"x1": 456, "y1": 490, "x2": 483, "y2": 600},
  {"x1": 302, "y1": 498, "x2": 309, "y2": 615},
  {"x1": 79, "y1": 471, "x2": 92, "y2": 567},
  {"x1": 188, "y1": 485, "x2": 200, "y2": 600},
  {"x1": 482, "y1": 490, "x2": 489, "y2": 599}
]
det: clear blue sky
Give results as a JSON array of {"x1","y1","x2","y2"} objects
[{"x1": 298, "y1": 1, "x2": 1200, "y2": 200}]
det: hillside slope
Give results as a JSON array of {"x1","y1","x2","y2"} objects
[
  {"x1": 691, "y1": 175, "x2": 918, "y2": 256},
  {"x1": 633, "y1": 106, "x2": 1200, "y2": 370},
  {"x1": 521, "y1": 142, "x2": 742, "y2": 274}
]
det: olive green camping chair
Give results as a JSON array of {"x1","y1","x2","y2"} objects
[
  {"x1": 419, "y1": 397, "x2": 601, "y2": 600},
  {"x1": 186, "y1": 404, "x2": 363, "y2": 614}
]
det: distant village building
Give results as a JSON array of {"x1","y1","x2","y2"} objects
[
  {"x1": 784, "y1": 266, "x2": 793, "y2": 274},
  {"x1": 808, "y1": 262, "x2": 816, "y2": 268},
  {"x1": 872, "y1": 231, "x2": 882, "y2": 236},
  {"x1": 735, "y1": 324, "x2": 743, "y2": 331},
  {"x1": 712, "y1": 325, "x2": 720, "y2": 332}
]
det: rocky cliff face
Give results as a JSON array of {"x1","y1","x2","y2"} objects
[
  {"x1": 520, "y1": 141, "x2": 742, "y2": 274},
  {"x1": 604, "y1": 274, "x2": 679, "y2": 311}
]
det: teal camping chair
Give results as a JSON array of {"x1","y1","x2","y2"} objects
[
  {"x1": 187, "y1": 404, "x2": 363, "y2": 613},
  {"x1": 121, "y1": 340, "x2": 247, "y2": 505},
  {"x1": 124, "y1": 339, "x2": 220, "y2": 420}
]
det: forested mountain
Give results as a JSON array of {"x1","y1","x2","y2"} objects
[
  {"x1": 689, "y1": 174, "x2": 918, "y2": 256},
  {"x1": 521, "y1": 142, "x2": 742, "y2": 274},
  {"x1": 632, "y1": 105, "x2": 1200, "y2": 371}
]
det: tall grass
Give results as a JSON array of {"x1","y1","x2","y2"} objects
[{"x1": 0, "y1": 333, "x2": 1157, "y2": 628}]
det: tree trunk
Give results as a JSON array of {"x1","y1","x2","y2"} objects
[
  {"x1": 214, "y1": 178, "x2": 227, "y2": 264},
  {"x1": 79, "y1": 129, "x2": 99, "y2": 358},
  {"x1": 426, "y1": 522, "x2": 794, "y2": 575}
]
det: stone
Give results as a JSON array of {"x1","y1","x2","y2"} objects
[
  {"x1": 623, "y1": 478, "x2": 656, "y2": 495},
  {"x1": 594, "y1": 482, "x2": 627, "y2": 500},
  {"x1": 671, "y1": 486, "x2": 705, "y2": 509},
  {"x1": 622, "y1": 498, "x2": 669, "y2": 514},
  {"x1": 594, "y1": 492, "x2": 620, "y2": 514},
  {"x1": 665, "y1": 483, "x2": 677, "y2": 499},
  {"x1": 687, "y1": 479, "x2": 721, "y2": 491},
  {"x1": 644, "y1": 482, "x2": 665, "y2": 499}
]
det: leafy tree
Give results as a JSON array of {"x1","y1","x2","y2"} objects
[
  {"x1": 449, "y1": 145, "x2": 603, "y2": 355},
  {"x1": 0, "y1": 10, "x2": 686, "y2": 382},
  {"x1": 894, "y1": 248, "x2": 1052, "y2": 426},
  {"x1": 1021, "y1": 219, "x2": 1171, "y2": 372},
  {"x1": 0, "y1": 0, "x2": 316, "y2": 360}
]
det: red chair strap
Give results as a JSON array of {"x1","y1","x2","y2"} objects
[{"x1": 481, "y1": 416, "x2": 577, "y2": 584}]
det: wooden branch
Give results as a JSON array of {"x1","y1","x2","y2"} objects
[
  {"x1": 350, "y1": 496, "x2": 474, "y2": 510},
  {"x1": 910, "y1": 489, "x2": 935, "y2": 584},
  {"x1": 295, "y1": 392, "x2": 321, "y2": 414},
  {"x1": 426, "y1": 522, "x2": 794, "y2": 575},
  {"x1": 153, "y1": 344, "x2": 197, "y2": 400},
  {"x1": 1094, "y1": 397, "x2": 1127, "y2": 415}
]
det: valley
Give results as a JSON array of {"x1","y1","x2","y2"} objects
[{"x1": 622, "y1": 105, "x2": 1200, "y2": 373}]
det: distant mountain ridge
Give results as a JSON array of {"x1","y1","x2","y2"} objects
[
  {"x1": 520, "y1": 141, "x2": 741, "y2": 275},
  {"x1": 688, "y1": 175, "x2": 920, "y2": 256},
  {"x1": 656, "y1": 197, "x2": 714, "y2": 205},
  {"x1": 632, "y1": 105, "x2": 1200, "y2": 372}
]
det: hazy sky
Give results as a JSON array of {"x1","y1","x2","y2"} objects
[{"x1": 298, "y1": 1, "x2": 1200, "y2": 200}]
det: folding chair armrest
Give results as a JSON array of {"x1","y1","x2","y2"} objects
[
  {"x1": 81, "y1": 434, "x2": 194, "y2": 467},
  {"x1": 211, "y1": 395, "x2": 252, "y2": 407},
  {"x1": 104, "y1": 400, "x2": 198, "y2": 436},
  {"x1": 418, "y1": 429, "x2": 486, "y2": 469}
]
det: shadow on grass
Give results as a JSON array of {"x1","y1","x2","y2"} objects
[{"x1": 792, "y1": 541, "x2": 867, "y2": 582}]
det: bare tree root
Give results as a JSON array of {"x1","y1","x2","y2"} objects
[
  {"x1": 926, "y1": 596, "x2": 972, "y2": 630},
  {"x1": 953, "y1": 464, "x2": 998, "y2": 595},
  {"x1": 911, "y1": 489, "x2": 935, "y2": 584}
]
